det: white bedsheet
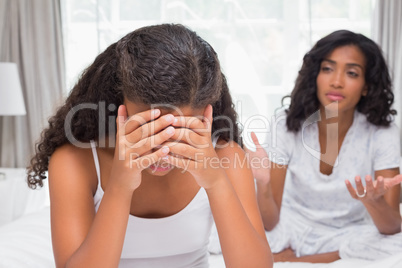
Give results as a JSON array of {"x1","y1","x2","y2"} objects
[
  {"x1": 0, "y1": 206, "x2": 401, "y2": 268},
  {"x1": 209, "y1": 253, "x2": 402, "y2": 268},
  {"x1": 0, "y1": 207, "x2": 53, "y2": 268}
]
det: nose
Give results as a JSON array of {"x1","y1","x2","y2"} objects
[{"x1": 330, "y1": 70, "x2": 344, "y2": 89}]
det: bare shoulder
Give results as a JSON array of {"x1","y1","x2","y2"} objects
[
  {"x1": 50, "y1": 143, "x2": 94, "y2": 164},
  {"x1": 49, "y1": 143, "x2": 98, "y2": 195},
  {"x1": 215, "y1": 139, "x2": 250, "y2": 173},
  {"x1": 214, "y1": 140, "x2": 266, "y2": 237},
  {"x1": 48, "y1": 143, "x2": 101, "y2": 266},
  {"x1": 215, "y1": 139, "x2": 245, "y2": 159},
  {"x1": 215, "y1": 139, "x2": 254, "y2": 186}
]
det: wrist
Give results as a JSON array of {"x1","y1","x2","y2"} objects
[
  {"x1": 256, "y1": 179, "x2": 272, "y2": 193},
  {"x1": 256, "y1": 178, "x2": 270, "y2": 187},
  {"x1": 204, "y1": 172, "x2": 230, "y2": 194},
  {"x1": 256, "y1": 180, "x2": 274, "y2": 200},
  {"x1": 106, "y1": 181, "x2": 137, "y2": 197}
]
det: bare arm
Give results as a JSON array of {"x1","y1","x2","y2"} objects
[
  {"x1": 209, "y1": 142, "x2": 273, "y2": 268},
  {"x1": 165, "y1": 108, "x2": 272, "y2": 268},
  {"x1": 255, "y1": 163, "x2": 287, "y2": 231},
  {"x1": 345, "y1": 168, "x2": 401, "y2": 234},
  {"x1": 49, "y1": 145, "x2": 133, "y2": 268},
  {"x1": 167, "y1": 143, "x2": 273, "y2": 267}
]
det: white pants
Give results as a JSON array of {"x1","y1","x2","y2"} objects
[{"x1": 266, "y1": 209, "x2": 402, "y2": 261}]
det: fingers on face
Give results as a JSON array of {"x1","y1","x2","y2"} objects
[
  {"x1": 125, "y1": 113, "x2": 176, "y2": 144},
  {"x1": 123, "y1": 126, "x2": 176, "y2": 157},
  {"x1": 164, "y1": 154, "x2": 196, "y2": 171},
  {"x1": 116, "y1": 105, "x2": 128, "y2": 134},
  {"x1": 163, "y1": 142, "x2": 201, "y2": 161},
  {"x1": 172, "y1": 116, "x2": 209, "y2": 136},
  {"x1": 117, "y1": 108, "x2": 161, "y2": 136},
  {"x1": 168, "y1": 128, "x2": 206, "y2": 148},
  {"x1": 132, "y1": 146, "x2": 170, "y2": 170},
  {"x1": 118, "y1": 109, "x2": 212, "y2": 156}
]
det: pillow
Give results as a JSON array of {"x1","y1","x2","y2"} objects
[{"x1": 0, "y1": 168, "x2": 49, "y2": 226}]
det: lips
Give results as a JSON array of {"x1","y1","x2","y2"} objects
[
  {"x1": 326, "y1": 92, "x2": 344, "y2": 101},
  {"x1": 149, "y1": 162, "x2": 174, "y2": 172}
]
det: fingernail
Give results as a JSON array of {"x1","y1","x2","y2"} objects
[
  {"x1": 164, "y1": 114, "x2": 174, "y2": 122},
  {"x1": 161, "y1": 146, "x2": 169, "y2": 154},
  {"x1": 153, "y1": 109, "x2": 160, "y2": 116},
  {"x1": 173, "y1": 117, "x2": 178, "y2": 124},
  {"x1": 117, "y1": 115, "x2": 124, "y2": 123},
  {"x1": 166, "y1": 126, "x2": 174, "y2": 135}
]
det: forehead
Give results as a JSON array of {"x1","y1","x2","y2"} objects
[
  {"x1": 124, "y1": 100, "x2": 204, "y2": 117},
  {"x1": 324, "y1": 45, "x2": 366, "y2": 67}
]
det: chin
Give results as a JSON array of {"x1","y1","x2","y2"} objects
[{"x1": 320, "y1": 101, "x2": 340, "y2": 111}]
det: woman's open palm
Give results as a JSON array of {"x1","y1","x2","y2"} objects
[{"x1": 345, "y1": 174, "x2": 402, "y2": 201}]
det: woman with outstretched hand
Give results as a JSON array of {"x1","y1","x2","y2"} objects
[{"x1": 246, "y1": 30, "x2": 402, "y2": 263}]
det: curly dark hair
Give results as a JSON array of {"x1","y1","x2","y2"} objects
[
  {"x1": 283, "y1": 29, "x2": 396, "y2": 132},
  {"x1": 27, "y1": 24, "x2": 241, "y2": 188}
]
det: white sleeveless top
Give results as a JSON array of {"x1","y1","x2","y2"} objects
[{"x1": 90, "y1": 141, "x2": 214, "y2": 268}]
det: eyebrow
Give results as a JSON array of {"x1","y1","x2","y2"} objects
[{"x1": 322, "y1": 59, "x2": 364, "y2": 70}]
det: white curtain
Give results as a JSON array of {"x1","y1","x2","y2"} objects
[
  {"x1": 0, "y1": 0, "x2": 66, "y2": 167},
  {"x1": 372, "y1": 0, "x2": 402, "y2": 148}
]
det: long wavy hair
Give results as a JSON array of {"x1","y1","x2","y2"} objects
[
  {"x1": 28, "y1": 24, "x2": 241, "y2": 188},
  {"x1": 283, "y1": 30, "x2": 396, "y2": 132}
]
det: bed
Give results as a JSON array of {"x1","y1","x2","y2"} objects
[{"x1": 1, "y1": 168, "x2": 401, "y2": 268}]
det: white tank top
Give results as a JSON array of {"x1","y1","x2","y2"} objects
[{"x1": 90, "y1": 141, "x2": 214, "y2": 268}]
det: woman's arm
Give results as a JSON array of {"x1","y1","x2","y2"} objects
[
  {"x1": 166, "y1": 107, "x2": 272, "y2": 267},
  {"x1": 210, "y1": 141, "x2": 273, "y2": 268},
  {"x1": 49, "y1": 145, "x2": 133, "y2": 268},
  {"x1": 256, "y1": 163, "x2": 287, "y2": 231},
  {"x1": 364, "y1": 168, "x2": 401, "y2": 234},
  {"x1": 346, "y1": 168, "x2": 402, "y2": 235},
  {"x1": 245, "y1": 132, "x2": 287, "y2": 231}
]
